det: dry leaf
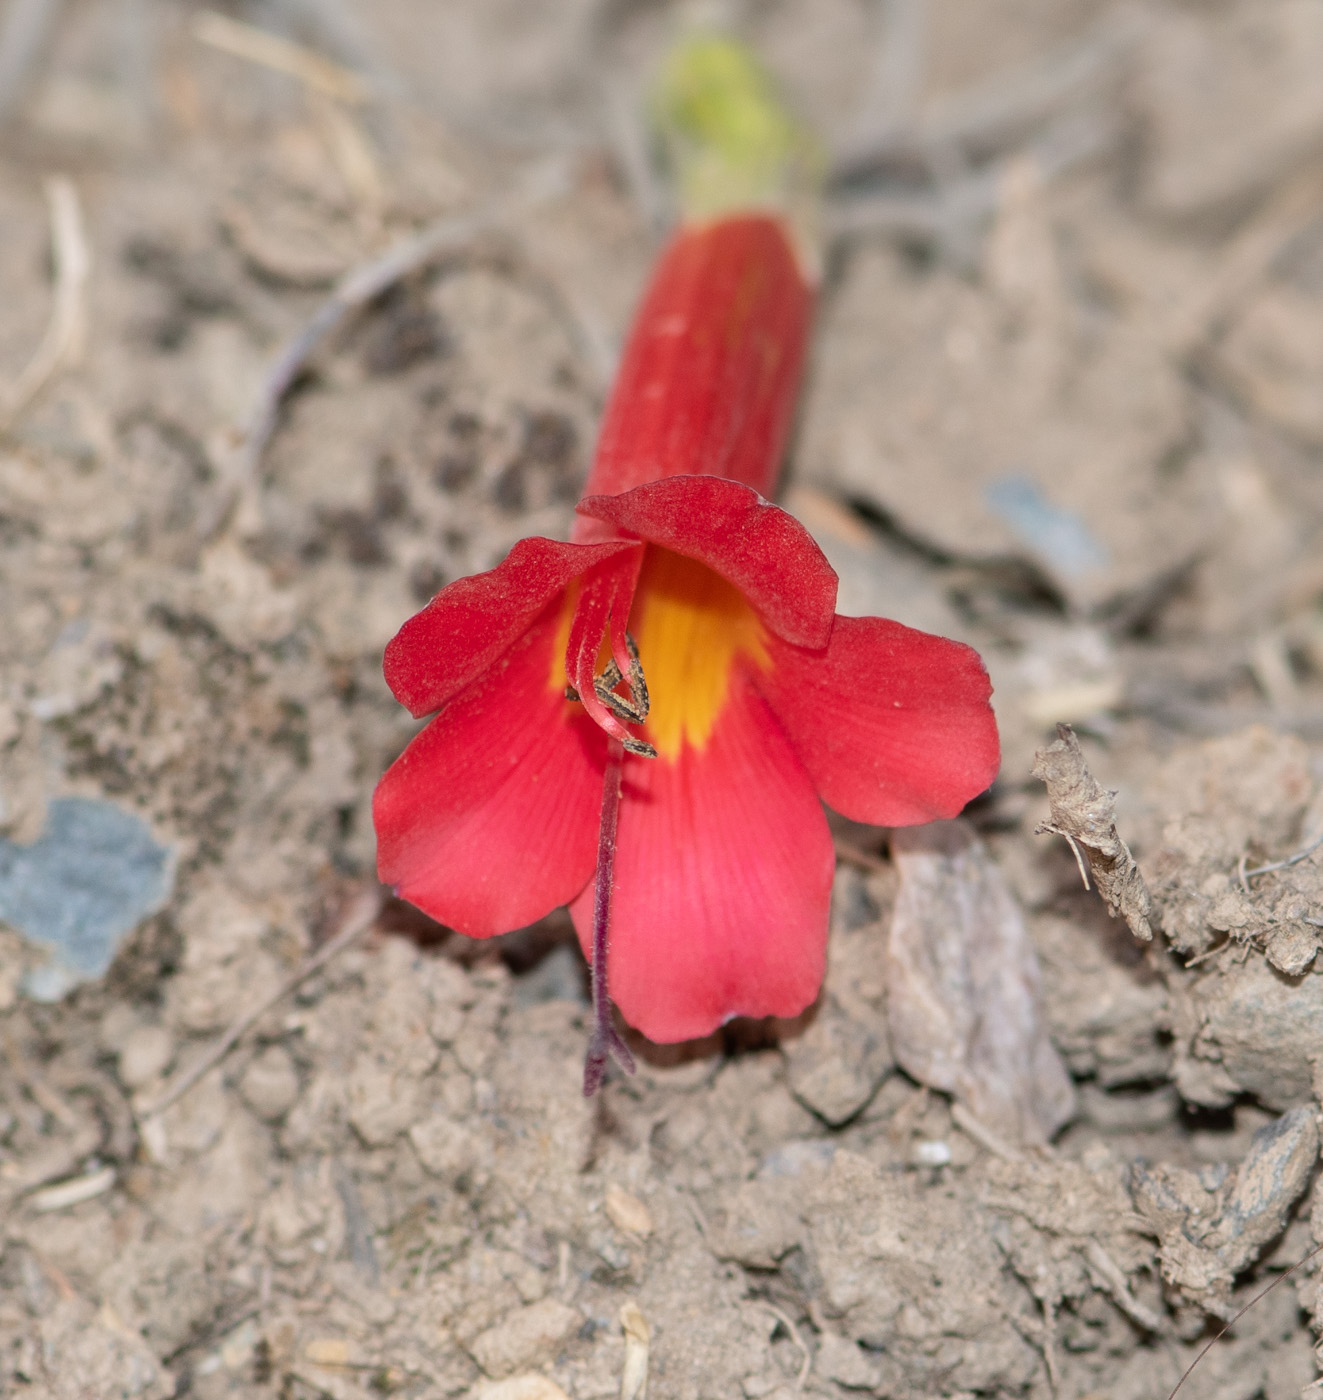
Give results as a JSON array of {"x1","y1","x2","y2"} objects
[
  {"x1": 605, "y1": 1183, "x2": 653, "y2": 1238},
  {"x1": 1032, "y1": 723, "x2": 1153, "y2": 941},
  {"x1": 619, "y1": 1301, "x2": 650, "y2": 1400},
  {"x1": 886, "y1": 820, "x2": 1075, "y2": 1146}
]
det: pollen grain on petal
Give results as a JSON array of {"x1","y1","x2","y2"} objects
[{"x1": 628, "y1": 547, "x2": 769, "y2": 760}]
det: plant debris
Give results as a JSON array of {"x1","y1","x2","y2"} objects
[
  {"x1": 0, "y1": 2, "x2": 1321, "y2": 1397},
  {"x1": 1032, "y1": 722, "x2": 1154, "y2": 941}
]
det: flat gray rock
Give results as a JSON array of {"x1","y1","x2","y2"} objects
[{"x1": 0, "y1": 797, "x2": 175, "y2": 1001}]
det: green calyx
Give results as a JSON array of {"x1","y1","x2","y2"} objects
[{"x1": 651, "y1": 33, "x2": 822, "y2": 222}]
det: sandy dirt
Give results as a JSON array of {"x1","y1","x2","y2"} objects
[{"x1": 0, "y1": 2, "x2": 1322, "y2": 1398}]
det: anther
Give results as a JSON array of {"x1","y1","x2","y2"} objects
[
  {"x1": 564, "y1": 630, "x2": 656, "y2": 757},
  {"x1": 623, "y1": 631, "x2": 650, "y2": 721},
  {"x1": 595, "y1": 686, "x2": 646, "y2": 725}
]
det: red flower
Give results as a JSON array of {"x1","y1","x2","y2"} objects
[{"x1": 373, "y1": 215, "x2": 999, "y2": 1081}]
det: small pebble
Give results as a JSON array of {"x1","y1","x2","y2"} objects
[
  {"x1": 99, "y1": 1001, "x2": 140, "y2": 1054},
  {"x1": 239, "y1": 1044, "x2": 301, "y2": 1121},
  {"x1": 117, "y1": 1025, "x2": 175, "y2": 1090},
  {"x1": 605, "y1": 1183, "x2": 653, "y2": 1237},
  {"x1": 304, "y1": 1338, "x2": 351, "y2": 1368},
  {"x1": 914, "y1": 1139, "x2": 952, "y2": 1167}
]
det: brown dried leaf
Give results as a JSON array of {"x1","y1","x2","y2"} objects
[
  {"x1": 886, "y1": 820, "x2": 1076, "y2": 1147},
  {"x1": 1032, "y1": 723, "x2": 1153, "y2": 941}
]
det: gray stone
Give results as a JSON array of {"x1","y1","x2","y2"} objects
[{"x1": 0, "y1": 797, "x2": 175, "y2": 1001}]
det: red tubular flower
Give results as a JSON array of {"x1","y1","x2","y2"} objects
[{"x1": 374, "y1": 213, "x2": 1000, "y2": 1087}]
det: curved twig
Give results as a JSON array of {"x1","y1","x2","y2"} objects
[
  {"x1": 137, "y1": 886, "x2": 382, "y2": 1119},
  {"x1": 0, "y1": 175, "x2": 89, "y2": 431},
  {"x1": 1241, "y1": 829, "x2": 1323, "y2": 882},
  {"x1": 204, "y1": 157, "x2": 569, "y2": 539}
]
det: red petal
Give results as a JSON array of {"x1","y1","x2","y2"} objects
[
  {"x1": 577, "y1": 476, "x2": 837, "y2": 649},
  {"x1": 566, "y1": 548, "x2": 644, "y2": 747},
  {"x1": 582, "y1": 215, "x2": 813, "y2": 500},
  {"x1": 757, "y1": 617, "x2": 1001, "y2": 826},
  {"x1": 570, "y1": 680, "x2": 833, "y2": 1042},
  {"x1": 383, "y1": 537, "x2": 638, "y2": 718},
  {"x1": 374, "y1": 609, "x2": 603, "y2": 936}
]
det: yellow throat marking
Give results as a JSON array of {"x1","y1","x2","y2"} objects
[{"x1": 628, "y1": 547, "x2": 768, "y2": 760}]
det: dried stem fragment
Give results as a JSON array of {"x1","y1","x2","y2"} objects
[
  {"x1": 1241, "y1": 826, "x2": 1323, "y2": 881},
  {"x1": 1167, "y1": 1238, "x2": 1323, "y2": 1400},
  {"x1": 1032, "y1": 722, "x2": 1153, "y2": 941},
  {"x1": 211, "y1": 158, "x2": 568, "y2": 540},
  {"x1": 755, "y1": 1304, "x2": 811, "y2": 1389},
  {"x1": 619, "y1": 1301, "x2": 650, "y2": 1400},
  {"x1": 138, "y1": 885, "x2": 382, "y2": 1119},
  {"x1": 0, "y1": 176, "x2": 89, "y2": 432},
  {"x1": 191, "y1": 9, "x2": 370, "y2": 104}
]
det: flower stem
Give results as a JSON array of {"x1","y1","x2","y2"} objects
[{"x1": 583, "y1": 738, "x2": 637, "y2": 1096}]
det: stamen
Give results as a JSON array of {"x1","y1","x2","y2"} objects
[
  {"x1": 623, "y1": 631, "x2": 650, "y2": 721},
  {"x1": 595, "y1": 684, "x2": 645, "y2": 725},
  {"x1": 567, "y1": 564, "x2": 637, "y2": 749},
  {"x1": 564, "y1": 551, "x2": 657, "y2": 755},
  {"x1": 564, "y1": 625, "x2": 657, "y2": 758},
  {"x1": 583, "y1": 737, "x2": 637, "y2": 1096}
]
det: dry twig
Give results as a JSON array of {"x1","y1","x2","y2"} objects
[
  {"x1": 840, "y1": 0, "x2": 926, "y2": 159},
  {"x1": 756, "y1": 1302, "x2": 812, "y2": 1390},
  {"x1": 1084, "y1": 1240, "x2": 1164, "y2": 1334},
  {"x1": 827, "y1": 106, "x2": 1115, "y2": 257},
  {"x1": 1241, "y1": 828, "x2": 1323, "y2": 882},
  {"x1": 1167, "y1": 1241, "x2": 1323, "y2": 1400},
  {"x1": 833, "y1": 9, "x2": 1139, "y2": 176},
  {"x1": 208, "y1": 157, "x2": 568, "y2": 539},
  {"x1": 1, "y1": 175, "x2": 89, "y2": 431},
  {"x1": 310, "y1": 90, "x2": 385, "y2": 223},
  {"x1": 1165, "y1": 166, "x2": 1323, "y2": 356},
  {"x1": 192, "y1": 8, "x2": 369, "y2": 103},
  {"x1": 27, "y1": 1165, "x2": 116, "y2": 1213},
  {"x1": 138, "y1": 886, "x2": 383, "y2": 1119},
  {"x1": 0, "y1": 0, "x2": 62, "y2": 122}
]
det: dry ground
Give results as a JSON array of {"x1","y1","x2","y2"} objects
[{"x1": 1, "y1": 2, "x2": 1322, "y2": 1398}]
